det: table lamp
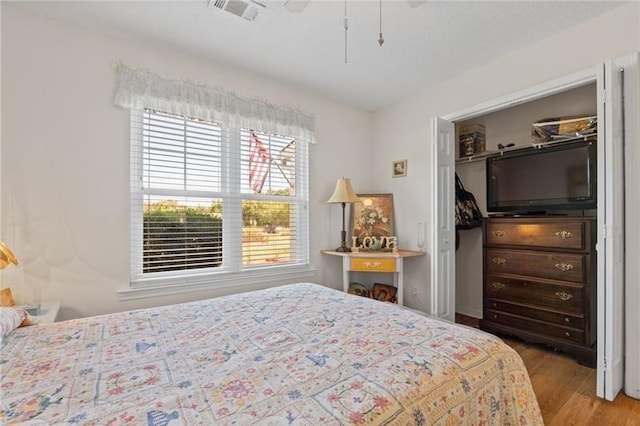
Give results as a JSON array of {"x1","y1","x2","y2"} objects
[
  {"x1": 0, "y1": 239, "x2": 39, "y2": 314},
  {"x1": 327, "y1": 178, "x2": 360, "y2": 252},
  {"x1": 0, "y1": 239, "x2": 18, "y2": 270},
  {"x1": 0, "y1": 239, "x2": 19, "y2": 307}
]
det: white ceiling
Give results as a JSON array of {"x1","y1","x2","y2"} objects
[{"x1": 14, "y1": 1, "x2": 625, "y2": 111}]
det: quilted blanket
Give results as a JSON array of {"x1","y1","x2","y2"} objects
[{"x1": 1, "y1": 283, "x2": 543, "y2": 425}]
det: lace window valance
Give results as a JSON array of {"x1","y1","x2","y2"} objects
[{"x1": 113, "y1": 63, "x2": 316, "y2": 143}]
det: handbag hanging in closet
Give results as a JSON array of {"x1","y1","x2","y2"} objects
[{"x1": 455, "y1": 173, "x2": 483, "y2": 230}]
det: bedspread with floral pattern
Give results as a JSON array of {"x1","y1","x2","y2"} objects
[{"x1": 0, "y1": 283, "x2": 543, "y2": 425}]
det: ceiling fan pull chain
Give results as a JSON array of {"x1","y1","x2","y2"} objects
[
  {"x1": 378, "y1": 0, "x2": 384, "y2": 47},
  {"x1": 344, "y1": 0, "x2": 349, "y2": 63}
]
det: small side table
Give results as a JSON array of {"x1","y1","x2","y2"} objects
[
  {"x1": 35, "y1": 300, "x2": 61, "y2": 323},
  {"x1": 321, "y1": 249, "x2": 424, "y2": 306}
]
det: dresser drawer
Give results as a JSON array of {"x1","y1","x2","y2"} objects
[
  {"x1": 486, "y1": 248, "x2": 587, "y2": 283},
  {"x1": 350, "y1": 257, "x2": 395, "y2": 272},
  {"x1": 485, "y1": 309, "x2": 584, "y2": 344},
  {"x1": 485, "y1": 273, "x2": 583, "y2": 314},
  {"x1": 485, "y1": 299, "x2": 585, "y2": 329},
  {"x1": 485, "y1": 220, "x2": 588, "y2": 250},
  {"x1": 482, "y1": 216, "x2": 596, "y2": 364}
]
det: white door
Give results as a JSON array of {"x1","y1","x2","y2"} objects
[
  {"x1": 596, "y1": 57, "x2": 631, "y2": 401},
  {"x1": 430, "y1": 117, "x2": 456, "y2": 321},
  {"x1": 623, "y1": 53, "x2": 640, "y2": 400}
]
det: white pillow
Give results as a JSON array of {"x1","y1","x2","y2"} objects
[{"x1": 0, "y1": 307, "x2": 37, "y2": 339}]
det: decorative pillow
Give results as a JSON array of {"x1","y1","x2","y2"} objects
[{"x1": 0, "y1": 307, "x2": 38, "y2": 338}]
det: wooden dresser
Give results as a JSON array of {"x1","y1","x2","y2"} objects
[{"x1": 479, "y1": 216, "x2": 597, "y2": 366}]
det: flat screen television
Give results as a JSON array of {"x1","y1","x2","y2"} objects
[{"x1": 486, "y1": 139, "x2": 597, "y2": 213}]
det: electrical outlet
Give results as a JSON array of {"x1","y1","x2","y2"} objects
[{"x1": 412, "y1": 285, "x2": 418, "y2": 296}]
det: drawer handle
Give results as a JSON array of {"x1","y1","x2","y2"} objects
[
  {"x1": 555, "y1": 292, "x2": 574, "y2": 301},
  {"x1": 555, "y1": 230, "x2": 573, "y2": 239},
  {"x1": 564, "y1": 317, "x2": 571, "y2": 323},
  {"x1": 492, "y1": 257, "x2": 506, "y2": 265},
  {"x1": 492, "y1": 282, "x2": 506, "y2": 290},
  {"x1": 493, "y1": 314, "x2": 498, "y2": 320},
  {"x1": 493, "y1": 230, "x2": 505, "y2": 237},
  {"x1": 555, "y1": 263, "x2": 574, "y2": 271},
  {"x1": 363, "y1": 261, "x2": 383, "y2": 268},
  {"x1": 565, "y1": 331, "x2": 571, "y2": 337}
]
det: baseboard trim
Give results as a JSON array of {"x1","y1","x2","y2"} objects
[{"x1": 456, "y1": 305, "x2": 482, "y2": 319}]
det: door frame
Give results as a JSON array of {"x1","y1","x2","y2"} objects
[
  {"x1": 623, "y1": 53, "x2": 640, "y2": 400},
  {"x1": 431, "y1": 66, "x2": 596, "y2": 314}
]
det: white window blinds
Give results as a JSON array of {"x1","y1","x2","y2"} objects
[{"x1": 130, "y1": 109, "x2": 309, "y2": 286}]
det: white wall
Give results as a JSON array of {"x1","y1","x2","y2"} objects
[
  {"x1": 0, "y1": 4, "x2": 371, "y2": 319},
  {"x1": 2, "y1": 3, "x2": 639, "y2": 320},
  {"x1": 371, "y1": 3, "x2": 640, "y2": 313}
]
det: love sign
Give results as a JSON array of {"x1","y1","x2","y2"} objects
[{"x1": 351, "y1": 235, "x2": 398, "y2": 253}]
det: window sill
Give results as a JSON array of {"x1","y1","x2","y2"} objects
[{"x1": 118, "y1": 265, "x2": 317, "y2": 301}]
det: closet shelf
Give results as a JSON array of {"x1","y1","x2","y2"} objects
[{"x1": 455, "y1": 134, "x2": 596, "y2": 165}]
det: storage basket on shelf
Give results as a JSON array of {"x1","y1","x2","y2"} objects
[{"x1": 531, "y1": 115, "x2": 597, "y2": 141}]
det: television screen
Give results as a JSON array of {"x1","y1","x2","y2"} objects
[{"x1": 486, "y1": 140, "x2": 596, "y2": 213}]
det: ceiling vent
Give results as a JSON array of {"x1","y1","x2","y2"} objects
[{"x1": 209, "y1": 0, "x2": 266, "y2": 21}]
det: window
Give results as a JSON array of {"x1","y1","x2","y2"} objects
[{"x1": 130, "y1": 109, "x2": 309, "y2": 287}]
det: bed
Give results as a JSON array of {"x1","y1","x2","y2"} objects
[{"x1": 1, "y1": 283, "x2": 543, "y2": 425}]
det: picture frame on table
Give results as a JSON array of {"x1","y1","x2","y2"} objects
[
  {"x1": 371, "y1": 283, "x2": 397, "y2": 303},
  {"x1": 348, "y1": 283, "x2": 370, "y2": 298},
  {"x1": 350, "y1": 193, "x2": 395, "y2": 247}
]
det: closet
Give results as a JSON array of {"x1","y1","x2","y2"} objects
[
  {"x1": 453, "y1": 84, "x2": 597, "y2": 326},
  {"x1": 431, "y1": 56, "x2": 639, "y2": 401}
]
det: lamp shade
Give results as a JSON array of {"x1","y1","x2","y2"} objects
[
  {"x1": 327, "y1": 178, "x2": 360, "y2": 204},
  {"x1": 0, "y1": 239, "x2": 18, "y2": 270}
]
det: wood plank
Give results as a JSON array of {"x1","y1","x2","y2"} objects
[{"x1": 456, "y1": 313, "x2": 640, "y2": 424}]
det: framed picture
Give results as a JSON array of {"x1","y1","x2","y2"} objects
[
  {"x1": 371, "y1": 283, "x2": 397, "y2": 303},
  {"x1": 350, "y1": 193, "x2": 394, "y2": 245},
  {"x1": 392, "y1": 160, "x2": 407, "y2": 178},
  {"x1": 348, "y1": 282, "x2": 370, "y2": 298}
]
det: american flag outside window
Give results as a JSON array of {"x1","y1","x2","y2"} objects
[{"x1": 248, "y1": 132, "x2": 272, "y2": 193}]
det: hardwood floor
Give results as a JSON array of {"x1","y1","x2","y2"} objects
[{"x1": 455, "y1": 314, "x2": 640, "y2": 425}]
